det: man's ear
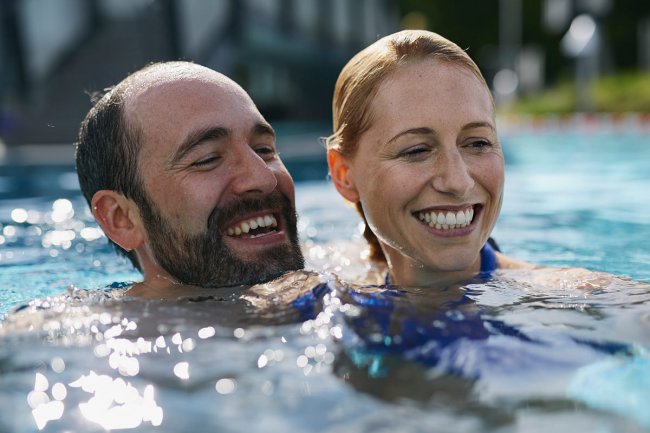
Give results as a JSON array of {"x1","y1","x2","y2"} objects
[
  {"x1": 327, "y1": 149, "x2": 360, "y2": 203},
  {"x1": 91, "y1": 190, "x2": 145, "y2": 251}
]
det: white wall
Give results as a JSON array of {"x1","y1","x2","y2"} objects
[
  {"x1": 98, "y1": 0, "x2": 151, "y2": 18},
  {"x1": 332, "y1": 0, "x2": 351, "y2": 46},
  {"x1": 294, "y1": 0, "x2": 318, "y2": 38},
  {"x1": 177, "y1": 0, "x2": 230, "y2": 57},
  {"x1": 18, "y1": 0, "x2": 89, "y2": 81}
]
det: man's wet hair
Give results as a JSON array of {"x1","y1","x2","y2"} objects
[{"x1": 75, "y1": 68, "x2": 156, "y2": 271}]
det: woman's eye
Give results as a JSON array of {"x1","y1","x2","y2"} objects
[
  {"x1": 399, "y1": 146, "x2": 429, "y2": 159},
  {"x1": 468, "y1": 140, "x2": 491, "y2": 150}
]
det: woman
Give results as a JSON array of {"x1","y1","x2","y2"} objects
[
  {"x1": 326, "y1": 30, "x2": 530, "y2": 288},
  {"x1": 321, "y1": 31, "x2": 650, "y2": 416}
]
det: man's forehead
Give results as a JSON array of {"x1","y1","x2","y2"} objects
[
  {"x1": 122, "y1": 65, "x2": 244, "y2": 112},
  {"x1": 121, "y1": 64, "x2": 261, "y2": 140},
  {"x1": 119, "y1": 63, "x2": 268, "y2": 163}
]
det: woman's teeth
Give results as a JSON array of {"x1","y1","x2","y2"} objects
[
  {"x1": 226, "y1": 215, "x2": 277, "y2": 236},
  {"x1": 417, "y1": 208, "x2": 474, "y2": 230}
]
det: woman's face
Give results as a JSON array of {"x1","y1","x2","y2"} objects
[{"x1": 335, "y1": 60, "x2": 504, "y2": 286}]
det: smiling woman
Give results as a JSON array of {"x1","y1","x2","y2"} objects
[{"x1": 327, "y1": 30, "x2": 531, "y2": 288}]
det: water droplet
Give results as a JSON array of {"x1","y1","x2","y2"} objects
[
  {"x1": 257, "y1": 354, "x2": 268, "y2": 368},
  {"x1": 182, "y1": 338, "x2": 196, "y2": 352},
  {"x1": 215, "y1": 378, "x2": 236, "y2": 394},
  {"x1": 173, "y1": 362, "x2": 189, "y2": 380},
  {"x1": 296, "y1": 355, "x2": 309, "y2": 368},
  {"x1": 11, "y1": 208, "x2": 28, "y2": 223},
  {"x1": 51, "y1": 383, "x2": 67, "y2": 401},
  {"x1": 198, "y1": 327, "x2": 215, "y2": 339},
  {"x1": 50, "y1": 357, "x2": 65, "y2": 373},
  {"x1": 34, "y1": 372, "x2": 49, "y2": 392}
]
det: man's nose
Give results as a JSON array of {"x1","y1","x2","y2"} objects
[
  {"x1": 431, "y1": 146, "x2": 475, "y2": 196},
  {"x1": 229, "y1": 146, "x2": 278, "y2": 196}
]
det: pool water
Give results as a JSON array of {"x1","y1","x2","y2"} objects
[{"x1": 0, "y1": 131, "x2": 649, "y2": 432}]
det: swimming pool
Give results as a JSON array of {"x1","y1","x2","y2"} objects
[{"x1": 0, "y1": 130, "x2": 649, "y2": 432}]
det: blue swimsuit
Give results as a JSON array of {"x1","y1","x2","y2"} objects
[{"x1": 479, "y1": 240, "x2": 498, "y2": 278}]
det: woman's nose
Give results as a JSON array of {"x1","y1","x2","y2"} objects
[
  {"x1": 230, "y1": 146, "x2": 278, "y2": 196},
  {"x1": 431, "y1": 147, "x2": 475, "y2": 196}
]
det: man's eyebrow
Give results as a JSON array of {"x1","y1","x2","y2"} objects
[
  {"x1": 252, "y1": 122, "x2": 276, "y2": 137},
  {"x1": 171, "y1": 126, "x2": 229, "y2": 165}
]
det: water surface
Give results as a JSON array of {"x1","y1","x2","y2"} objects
[{"x1": 0, "y1": 131, "x2": 649, "y2": 432}]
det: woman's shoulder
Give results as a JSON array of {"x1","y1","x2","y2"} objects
[
  {"x1": 496, "y1": 253, "x2": 649, "y2": 291},
  {"x1": 496, "y1": 252, "x2": 536, "y2": 270}
]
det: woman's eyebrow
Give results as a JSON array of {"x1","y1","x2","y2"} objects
[
  {"x1": 461, "y1": 121, "x2": 495, "y2": 132},
  {"x1": 170, "y1": 126, "x2": 229, "y2": 165},
  {"x1": 386, "y1": 127, "x2": 435, "y2": 145},
  {"x1": 386, "y1": 122, "x2": 495, "y2": 145}
]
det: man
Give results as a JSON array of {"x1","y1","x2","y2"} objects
[{"x1": 76, "y1": 61, "x2": 305, "y2": 298}]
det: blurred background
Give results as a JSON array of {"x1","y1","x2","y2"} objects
[{"x1": 0, "y1": 0, "x2": 649, "y2": 167}]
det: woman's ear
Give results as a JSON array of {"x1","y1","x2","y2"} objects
[
  {"x1": 327, "y1": 149, "x2": 360, "y2": 203},
  {"x1": 91, "y1": 190, "x2": 145, "y2": 251}
]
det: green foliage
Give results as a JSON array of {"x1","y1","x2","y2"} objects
[
  {"x1": 505, "y1": 72, "x2": 650, "y2": 114},
  {"x1": 596, "y1": 72, "x2": 650, "y2": 112}
]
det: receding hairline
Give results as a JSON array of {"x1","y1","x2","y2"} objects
[
  {"x1": 117, "y1": 61, "x2": 253, "y2": 150},
  {"x1": 118, "y1": 61, "x2": 243, "y2": 108}
]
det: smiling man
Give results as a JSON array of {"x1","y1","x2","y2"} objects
[{"x1": 76, "y1": 61, "x2": 304, "y2": 298}]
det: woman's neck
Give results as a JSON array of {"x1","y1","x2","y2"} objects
[{"x1": 384, "y1": 251, "x2": 483, "y2": 289}]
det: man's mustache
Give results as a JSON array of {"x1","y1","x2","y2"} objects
[{"x1": 207, "y1": 192, "x2": 295, "y2": 232}]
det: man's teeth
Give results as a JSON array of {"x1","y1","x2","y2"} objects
[
  {"x1": 226, "y1": 215, "x2": 278, "y2": 236},
  {"x1": 417, "y1": 208, "x2": 474, "y2": 230}
]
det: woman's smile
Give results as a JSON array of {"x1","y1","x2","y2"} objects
[{"x1": 413, "y1": 204, "x2": 483, "y2": 237}]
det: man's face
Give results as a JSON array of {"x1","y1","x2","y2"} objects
[{"x1": 125, "y1": 69, "x2": 303, "y2": 286}]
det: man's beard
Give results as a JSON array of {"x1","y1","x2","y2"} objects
[{"x1": 138, "y1": 192, "x2": 304, "y2": 287}]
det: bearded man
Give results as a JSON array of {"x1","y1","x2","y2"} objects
[{"x1": 76, "y1": 61, "x2": 305, "y2": 298}]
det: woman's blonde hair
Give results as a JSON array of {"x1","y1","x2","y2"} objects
[{"x1": 326, "y1": 30, "x2": 491, "y2": 263}]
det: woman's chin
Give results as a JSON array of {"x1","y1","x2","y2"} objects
[{"x1": 420, "y1": 244, "x2": 482, "y2": 271}]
